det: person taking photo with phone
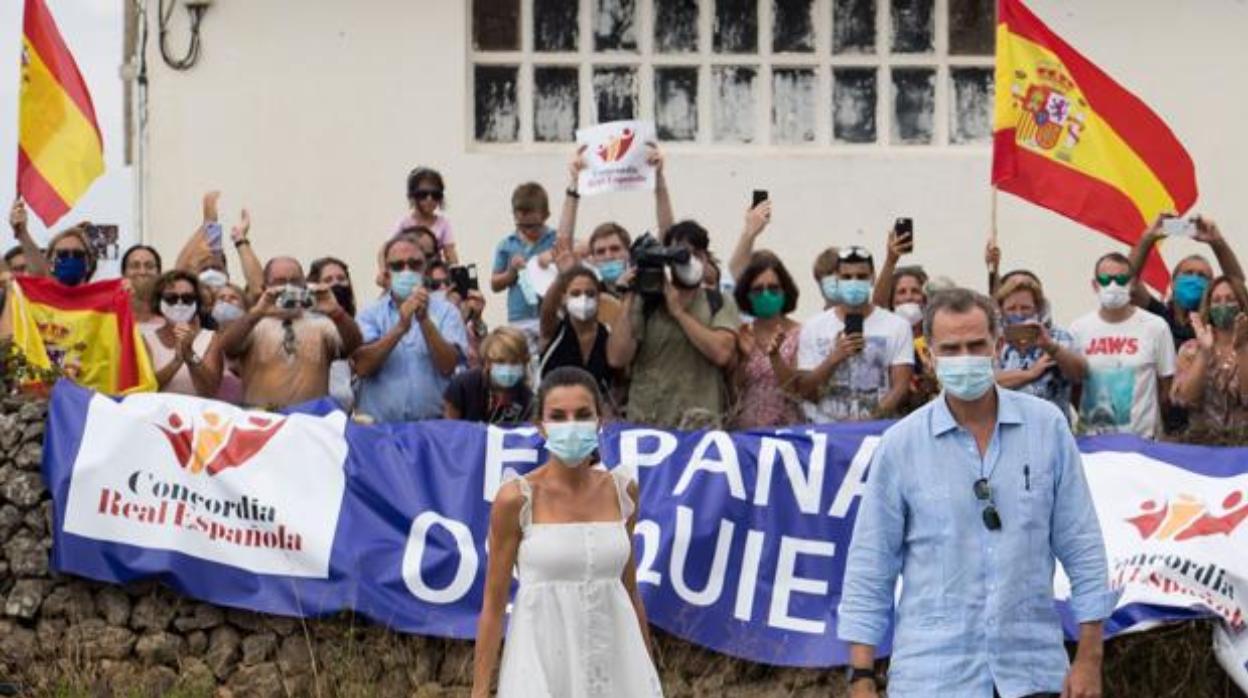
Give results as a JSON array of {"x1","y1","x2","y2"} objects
[
  {"x1": 795, "y1": 246, "x2": 914, "y2": 422},
  {"x1": 994, "y1": 273, "x2": 1086, "y2": 422},
  {"x1": 1170, "y1": 275, "x2": 1248, "y2": 434}
]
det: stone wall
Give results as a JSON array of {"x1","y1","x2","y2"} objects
[{"x1": 0, "y1": 395, "x2": 1241, "y2": 697}]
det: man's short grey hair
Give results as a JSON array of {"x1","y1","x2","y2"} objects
[{"x1": 922, "y1": 287, "x2": 999, "y2": 342}]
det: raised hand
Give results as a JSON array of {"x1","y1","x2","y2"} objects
[
  {"x1": 9, "y1": 198, "x2": 27, "y2": 231},
  {"x1": 230, "y1": 208, "x2": 251, "y2": 244},
  {"x1": 1191, "y1": 312, "x2": 1215, "y2": 352},
  {"x1": 887, "y1": 228, "x2": 913, "y2": 259},
  {"x1": 202, "y1": 191, "x2": 221, "y2": 223},
  {"x1": 744, "y1": 200, "x2": 772, "y2": 239},
  {"x1": 645, "y1": 142, "x2": 665, "y2": 175}
]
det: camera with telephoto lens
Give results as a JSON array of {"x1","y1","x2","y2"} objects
[
  {"x1": 276, "y1": 285, "x2": 314, "y2": 311},
  {"x1": 629, "y1": 232, "x2": 690, "y2": 298}
]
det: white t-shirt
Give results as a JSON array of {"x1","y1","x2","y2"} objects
[
  {"x1": 1070, "y1": 308, "x2": 1176, "y2": 438},
  {"x1": 797, "y1": 307, "x2": 914, "y2": 423}
]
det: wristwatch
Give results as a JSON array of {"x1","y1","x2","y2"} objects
[
  {"x1": 566, "y1": 187, "x2": 580, "y2": 199},
  {"x1": 846, "y1": 666, "x2": 877, "y2": 687}
]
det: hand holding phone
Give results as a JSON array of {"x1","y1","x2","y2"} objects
[
  {"x1": 752, "y1": 190, "x2": 769, "y2": 208},
  {"x1": 893, "y1": 217, "x2": 914, "y2": 252},
  {"x1": 844, "y1": 312, "x2": 865, "y2": 336},
  {"x1": 1003, "y1": 323, "x2": 1041, "y2": 346},
  {"x1": 1161, "y1": 217, "x2": 1195, "y2": 238},
  {"x1": 204, "y1": 222, "x2": 224, "y2": 253}
]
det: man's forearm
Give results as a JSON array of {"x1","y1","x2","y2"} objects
[
  {"x1": 14, "y1": 226, "x2": 48, "y2": 276},
  {"x1": 420, "y1": 319, "x2": 460, "y2": 375},
  {"x1": 673, "y1": 309, "x2": 735, "y2": 367},
  {"x1": 1074, "y1": 621, "x2": 1104, "y2": 664},
  {"x1": 606, "y1": 296, "x2": 639, "y2": 368},
  {"x1": 219, "y1": 311, "x2": 264, "y2": 358},
  {"x1": 329, "y1": 309, "x2": 363, "y2": 356},
  {"x1": 871, "y1": 254, "x2": 899, "y2": 309},
  {"x1": 655, "y1": 172, "x2": 674, "y2": 234},
  {"x1": 352, "y1": 324, "x2": 406, "y2": 378},
  {"x1": 849, "y1": 643, "x2": 876, "y2": 668}
]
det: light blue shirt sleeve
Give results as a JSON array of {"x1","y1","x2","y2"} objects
[
  {"x1": 357, "y1": 301, "x2": 386, "y2": 344},
  {"x1": 838, "y1": 433, "x2": 906, "y2": 647},
  {"x1": 493, "y1": 237, "x2": 512, "y2": 275},
  {"x1": 1049, "y1": 414, "x2": 1117, "y2": 623}
]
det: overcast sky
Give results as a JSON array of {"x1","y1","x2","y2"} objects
[{"x1": 0, "y1": 0, "x2": 131, "y2": 256}]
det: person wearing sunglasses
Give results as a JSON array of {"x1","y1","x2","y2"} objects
[
  {"x1": 1070, "y1": 252, "x2": 1176, "y2": 438},
  {"x1": 840, "y1": 287, "x2": 1112, "y2": 698},
  {"x1": 353, "y1": 237, "x2": 467, "y2": 423},
  {"x1": 395, "y1": 167, "x2": 458, "y2": 264},
  {"x1": 218, "y1": 256, "x2": 362, "y2": 409},
  {"x1": 46, "y1": 227, "x2": 97, "y2": 287},
  {"x1": 795, "y1": 246, "x2": 914, "y2": 422},
  {"x1": 146, "y1": 271, "x2": 224, "y2": 398},
  {"x1": 730, "y1": 251, "x2": 803, "y2": 428}
]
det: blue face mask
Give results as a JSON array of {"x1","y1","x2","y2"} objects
[
  {"x1": 53, "y1": 255, "x2": 88, "y2": 286},
  {"x1": 936, "y1": 355, "x2": 996, "y2": 402},
  {"x1": 839, "y1": 279, "x2": 872, "y2": 306},
  {"x1": 391, "y1": 270, "x2": 423, "y2": 300},
  {"x1": 489, "y1": 363, "x2": 525, "y2": 389},
  {"x1": 820, "y1": 276, "x2": 840, "y2": 304},
  {"x1": 597, "y1": 259, "x2": 626, "y2": 284},
  {"x1": 543, "y1": 420, "x2": 600, "y2": 466},
  {"x1": 1173, "y1": 274, "x2": 1209, "y2": 311},
  {"x1": 1004, "y1": 313, "x2": 1037, "y2": 326}
]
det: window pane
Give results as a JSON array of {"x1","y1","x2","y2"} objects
[
  {"x1": 655, "y1": 0, "x2": 699, "y2": 53},
  {"x1": 891, "y1": 68, "x2": 935, "y2": 144},
  {"x1": 773, "y1": 0, "x2": 815, "y2": 53},
  {"x1": 535, "y1": 67, "x2": 579, "y2": 142},
  {"x1": 473, "y1": 0, "x2": 519, "y2": 51},
  {"x1": 714, "y1": 0, "x2": 758, "y2": 54},
  {"x1": 833, "y1": 68, "x2": 877, "y2": 143},
  {"x1": 833, "y1": 0, "x2": 875, "y2": 54},
  {"x1": 595, "y1": 0, "x2": 638, "y2": 51},
  {"x1": 534, "y1": 0, "x2": 579, "y2": 52},
  {"x1": 949, "y1": 0, "x2": 995, "y2": 55},
  {"x1": 772, "y1": 68, "x2": 816, "y2": 144},
  {"x1": 712, "y1": 66, "x2": 757, "y2": 142},
  {"x1": 950, "y1": 67, "x2": 993, "y2": 144},
  {"x1": 593, "y1": 66, "x2": 639, "y2": 122},
  {"x1": 655, "y1": 67, "x2": 699, "y2": 141},
  {"x1": 890, "y1": 0, "x2": 934, "y2": 54},
  {"x1": 474, "y1": 65, "x2": 520, "y2": 142}
]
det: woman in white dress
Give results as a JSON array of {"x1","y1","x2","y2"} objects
[{"x1": 472, "y1": 366, "x2": 663, "y2": 698}]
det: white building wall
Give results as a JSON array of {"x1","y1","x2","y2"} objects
[{"x1": 141, "y1": 0, "x2": 1248, "y2": 327}]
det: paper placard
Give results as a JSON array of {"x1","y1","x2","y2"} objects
[{"x1": 575, "y1": 120, "x2": 657, "y2": 197}]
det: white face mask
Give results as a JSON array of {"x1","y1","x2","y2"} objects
[
  {"x1": 894, "y1": 302, "x2": 924, "y2": 327},
  {"x1": 211, "y1": 302, "x2": 245, "y2": 325},
  {"x1": 1098, "y1": 283, "x2": 1131, "y2": 310},
  {"x1": 161, "y1": 300, "x2": 198, "y2": 324},
  {"x1": 674, "y1": 256, "x2": 705, "y2": 288},
  {"x1": 198, "y1": 269, "x2": 229, "y2": 289},
  {"x1": 565, "y1": 294, "x2": 598, "y2": 322}
]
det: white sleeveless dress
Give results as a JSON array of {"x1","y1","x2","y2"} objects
[{"x1": 496, "y1": 467, "x2": 664, "y2": 698}]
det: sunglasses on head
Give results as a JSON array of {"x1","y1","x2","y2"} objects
[
  {"x1": 837, "y1": 246, "x2": 872, "y2": 262},
  {"x1": 387, "y1": 259, "x2": 424, "y2": 272},
  {"x1": 412, "y1": 189, "x2": 444, "y2": 202},
  {"x1": 1096, "y1": 273, "x2": 1131, "y2": 287},
  {"x1": 161, "y1": 293, "x2": 197, "y2": 306},
  {"x1": 749, "y1": 284, "x2": 783, "y2": 295},
  {"x1": 55, "y1": 249, "x2": 87, "y2": 260},
  {"x1": 973, "y1": 478, "x2": 1002, "y2": 531}
]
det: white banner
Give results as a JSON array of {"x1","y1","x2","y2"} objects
[
  {"x1": 62, "y1": 394, "x2": 348, "y2": 577},
  {"x1": 576, "y1": 120, "x2": 657, "y2": 196}
]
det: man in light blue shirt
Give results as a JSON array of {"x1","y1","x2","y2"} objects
[
  {"x1": 839, "y1": 288, "x2": 1115, "y2": 698},
  {"x1": 353, "y1": 237, "x2": 467, "y2": 422}
]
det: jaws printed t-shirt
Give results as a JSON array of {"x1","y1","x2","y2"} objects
[{"x1": 1071, "y1": 309, "x2": 1176, "y2": 438}]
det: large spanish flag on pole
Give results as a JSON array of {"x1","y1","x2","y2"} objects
[
  {"x1": 992, "y1": 0, "x2": 1197, "y2": 292},
  {"x1": 4, "y1": 277, "x2": 155, "y2": 395},
  {"x1": 17, "y1": 0, "x2": 105, "y2": 226}
]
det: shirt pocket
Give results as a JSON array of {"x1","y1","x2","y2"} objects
[{"x1": 1017, "y1": 462, "x2": 1055, "y2": 559}]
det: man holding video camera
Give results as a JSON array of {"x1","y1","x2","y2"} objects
[
  {"x1": 607, "y1": 221, "x2": 740, "y2": 428},
  {"x1": 218, "y1": 256, "x2": 362, "y2": 409}
]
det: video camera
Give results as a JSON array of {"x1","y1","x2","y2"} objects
[{"x1": 629, "y1": 232, "x2": 690, "y2": 298}]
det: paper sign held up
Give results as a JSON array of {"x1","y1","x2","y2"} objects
[{"x1": 576, "y1": 120, "x2": 657, "y2": 197}]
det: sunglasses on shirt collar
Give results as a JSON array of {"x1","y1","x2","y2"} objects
[{"x1": 974, "y1": 478, "x2": 1002, "y2": 531}]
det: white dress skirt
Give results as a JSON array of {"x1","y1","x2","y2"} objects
[{"x1": 496, "y1": 468, "x2": 664, "y2": 698}]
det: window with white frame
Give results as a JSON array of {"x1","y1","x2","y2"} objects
[{"x1": 470, "y1": 0, "x2": 995, "y2": 148}]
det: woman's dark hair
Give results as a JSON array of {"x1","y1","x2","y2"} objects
[
  {"x1": 733, "y1": 250, "x2": 799, "y2": 315},
  {"x1": 121, "y1": 244, "x2": 163, "y2": 276},
  {"x1": 535, "y1": 366, "x2": 605, "y2": 419},
  {"x1": 151, "y1": 270, "x2": 203, "y2": 316},
  {"x1": 309, "y1": 256, "x2": 351, "y2": 284},
  {"x1": 406, "y1": 167, "x2": 447, "y2": 208}
]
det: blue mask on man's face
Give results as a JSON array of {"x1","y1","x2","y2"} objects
[
  {"x1": 1173, "y1": 273, "x2": 1209, "y2": 311},
  {"x1": 839, "y1": 279, "x2": 871, "y2": 306},
  {"x1": 53, "y1": 255, "x2": 88, "y2": 286}
]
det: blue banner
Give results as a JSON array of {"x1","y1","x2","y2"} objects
[{"x1": 41, "y1": 382, "x2": 1248, "y2": 668}]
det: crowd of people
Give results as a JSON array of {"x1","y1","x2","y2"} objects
[
  {"x1": 3, "y1": 146, "x2": 1242, "y2": 440},
  {"x1": 2, "y1": 146, "x2": 1242, "y2": 697}
]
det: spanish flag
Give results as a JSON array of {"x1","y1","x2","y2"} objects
[
  {"x1": 5, "y1": 277, "x2": 155, "y2": 395},
  {"x1": 18, "y1": 0, "x2": 105, "y2": 226},
  {"x1": 992, "y1": 0, "x2": 1197, "y2": 291}
]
